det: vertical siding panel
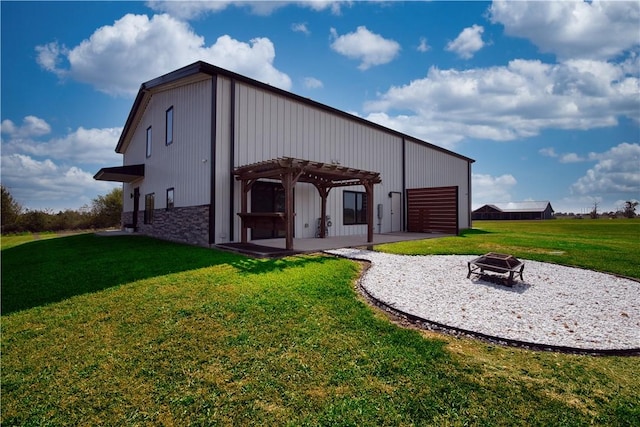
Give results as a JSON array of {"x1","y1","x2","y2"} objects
[
  {"x1": 228, "y1": 82, "x2": 469, "y2": 239},
  {"x1": 125, "y1": 79, "x2": 212, "y2": 210},
  {"x1": 215, "y1": 76, "x2": 232, "y2": 243},
  {"x1": 405, "y1": 139, "x2": 471, "y2": 230}
]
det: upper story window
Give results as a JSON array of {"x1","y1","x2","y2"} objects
[
  {"x1": 146, "y1": 126, "x2": 152, "y2": 158},
  {"x1": 343, "y1": 191, "x2": 368, "y2": 225},
  {"x1": 165, "y1": 106, "x2": 174, "y2": 146}
]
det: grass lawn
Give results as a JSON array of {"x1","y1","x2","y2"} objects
[
  {"x1": 2, "y1": 221, "x2": 639, "y2": 425},
  {"x1": 377, "y1": 219, "x2": 640, "y2": 279},
  {"x1": 1, "y1": 231, "x2": 64, "y2": 251}
]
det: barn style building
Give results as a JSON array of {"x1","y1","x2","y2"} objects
[
  {"x1": 472, "y1": 201, "x2": 555, "y2": 220},
  {"x1": 95, "y1": 61, "x2": 475, "y2": 249}
]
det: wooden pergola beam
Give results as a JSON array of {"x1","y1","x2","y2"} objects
[
  {"x1": 233, "y1": 157, "x2": 382, "y2": 250},
  {"x1": 234, "y1": 157, "x2": 381, "y2": 185}
]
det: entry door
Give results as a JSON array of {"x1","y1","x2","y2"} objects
[
  {"x1": 132, "y1": 187, "x2": 140, "y2": 230},
  {"x1": 251, "y1": 181, "x2": 287, "y2": 240},
  {"x1": 390, "y1": 192, "x2": 402, "y2": 232}
]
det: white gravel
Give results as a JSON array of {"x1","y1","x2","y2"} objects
[{"x1": 326, "y1": 248, "x2": 640, "y2": 351}]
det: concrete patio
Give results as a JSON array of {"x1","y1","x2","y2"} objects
[{"x1": 217, "y1": 232, "x2": 451, "y2": 257}]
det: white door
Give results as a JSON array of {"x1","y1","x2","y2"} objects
[{"x1": 391, "y1": 192, "x2": 402, "y2": 232}]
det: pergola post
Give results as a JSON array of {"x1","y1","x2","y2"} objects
[
  {"x1": 282, "y1": 171, "x2": 295, "y2": 251},
  {"x1": 364, "y1": 180, "x2": 375, "y2": 243},
  {"x1": 314, "y1": 185, "x2": 330, "y2": 238},
  {"x1": 240, "y1": 180, "x2": 248, "y2": 243}
]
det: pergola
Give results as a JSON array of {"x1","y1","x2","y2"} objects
[{"x1": 233, "y1": 157, "x2": 382, "y2": 251}]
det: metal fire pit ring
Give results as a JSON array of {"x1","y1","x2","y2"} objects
[{"x1": 467, "y1": 252, "x2": 524, "y2": 286}]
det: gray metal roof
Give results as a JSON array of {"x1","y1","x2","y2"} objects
[
  {"x1": 115, "y1": 61, "x2": 475, "y2": 165},
  {"x1": 488, "y1": 201, "x2": 553, "y2": 213}
]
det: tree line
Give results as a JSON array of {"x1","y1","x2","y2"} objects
[{"x1": 1, "y1": 186, "x2": 123, "y2": 234}]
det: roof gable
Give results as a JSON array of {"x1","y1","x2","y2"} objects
[{"x1": 474, "y1": 204, "x2": 503, "y2": 213}]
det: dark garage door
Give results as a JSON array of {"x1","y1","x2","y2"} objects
[{"x1": 407, "y1": 186, "x2": 458, "y2": 234}]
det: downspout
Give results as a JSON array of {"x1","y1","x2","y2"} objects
[
  {"x1": 209, "y1": 75, "x2": 218, "y2": 245},
  {"x1": 228, "y1": 79, "x2": 236, "y2": 241},
  {"x1": 402, "y1": 137, "x2": 407, "y2": 231}
]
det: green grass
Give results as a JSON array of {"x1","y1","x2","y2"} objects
[
  {"x1": 0, "y1": 234, "x2": 242, "y2": 314},
  {"x1": 377, "y1": 219, "x2": 640, "y2": 279},
  {"x1": 1, "y1": 231, "x2": 61, "y2": 250},
  {"x1": 2, "y1": 223, "x2": 639, "y2": 426}
]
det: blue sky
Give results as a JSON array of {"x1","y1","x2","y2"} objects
[{"x1": 1, "y1": 0, "x2": 639, "y2": 214}]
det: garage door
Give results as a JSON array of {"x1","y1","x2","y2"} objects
[{"x1": 407, "y1": 186, "x2": 458, "y2": 234}]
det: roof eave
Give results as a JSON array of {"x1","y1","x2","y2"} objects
[{"x1": 94, "y1": 164, "x2": 145, "y2": 183}]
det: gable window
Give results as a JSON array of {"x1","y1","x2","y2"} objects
[
  {"x1": 144, "y1": 193, "x2": 155, "y2": 224},
  {"x1": 166, "y1": 188, "x2": 174, "y2": 210},
  {"x1": 146, "y1": 126, "x2": 152, "y2": 158},
  {"x1": 165, "y1": 106, "x2": 174, "y2": 145},
  {"x1": 343, "y1": 191, "x2": 367, "y2": 225}
]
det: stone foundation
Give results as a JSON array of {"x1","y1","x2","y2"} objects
[{"x1": 121, "y1": 205, "x2": 210, "y2": 246}]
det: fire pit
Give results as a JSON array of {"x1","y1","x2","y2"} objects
[{"x1": 467, "y1": 252, "x2": 524, "y2": 286}]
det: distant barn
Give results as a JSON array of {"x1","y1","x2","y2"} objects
[{"x1": 472, "y1": 201, "x2": 554, "y2": 220}]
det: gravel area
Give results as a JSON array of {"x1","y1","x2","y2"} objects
[{"x1": 326, "y1": 248, "x2": 640, "y2": 352}]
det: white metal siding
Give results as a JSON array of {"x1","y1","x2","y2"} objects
[
  {"x1": 118, "y1": 68, "x2": 472, "y2": 246},
  {"x1": 231, "y1": 83, "x2": 404, "y2": 241},
  {"x1": 123, "y1": 79, "x2": 212, "y2": 212}
]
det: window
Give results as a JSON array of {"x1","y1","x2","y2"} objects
[
  {"x1": 144, "y1": 193, "x2": 155, "y2": 224},
  {"x1": 146, "y1": 126, "x2": 152, "y2": 158},
  {"x1": 166, "y1": 188, "x2": 174, "y2": 210},
  {"x1": 165, "y1": 106, "x2": 173, "y2": 145},
  {"x1": 343, "y1": 191, "x2": 367, "y2": 225}
]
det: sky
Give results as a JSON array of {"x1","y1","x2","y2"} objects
[{"x1": 1, "y1": 0, "x2": 639, "y2": 215}]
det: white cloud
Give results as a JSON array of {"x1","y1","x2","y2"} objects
[
  {"x1": 571, "y1": 142, "x2": 640, "y2": 196},
  {"x1": 146, "y1": 1, "x2": 347, "y2": 19},
  {"x1": 3, "y1": 125, "x2": 122, "y2": 164},
  {"x1": 539, "y1": 147, "x2": 557, "y2": 158},
  {"x1": 363, "y1": 112, "x2": 476, "y2": 148},
  {"x1": 1, "y1": 154, "x2": 116, "y2": 211},
  {"x1": 34, "y1": 42, "x2": 67, "y2": 77},
  {"x1": 302, "y1": 0, "x2": 345, "y2": 14},
  {"x1": 145, "y1": 1, "x2": 232, "y2": 19},
  {"x1": 559, "y1": 153, "x2": 586, "y2": 164},
  {"x1": 417, "y1": 37, "x2": 430, "y2": 53},
  {"x1": 489, "y1": 0, "x2": 640, "y2": 61},
  {"x1": 539, "y1": 146, "x2": 624, "y2": 164},
  {"x1": 472, "y1": 173, "x2": 518, "y2": 209},
  {"x1": 36, "y1": 13, "x2": 292, "y2": 96},
  {"x1": 303, "y1": 77, "x2": 323, "y2": 89},
  {"x1": 330, "y1": 26, "x2": 400, "y2": 70},
  {"x1": 446, "y1": 25, "x2": 485, "y2": 59},
  {"x1": 1, "y1": 116, "x2": 52, "y2": 138},
  {"x1": 363, "y1": 59, "x2": 638, "y2": 144},
  {"x1": 0, "y1": 117, "x2": 122, "y2": 210},
  {"x1": 292, "y1": 22, "x2": 310, "y2": 35},
  {"x1": 539, "y1": 147, "x2": 587, "y2": 163}
]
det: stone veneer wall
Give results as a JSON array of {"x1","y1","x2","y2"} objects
[
  {"x1": 121, "y1": 211, "x2": 134, "y2": 229},
  {"x1": 121, "y1": 205, "x2": 210, "y2": 247}
]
